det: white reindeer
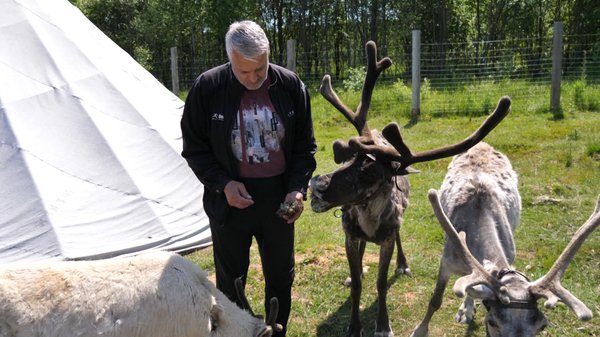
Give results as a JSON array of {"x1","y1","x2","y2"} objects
[
  {"x1": 411, "y1": 142, "x2": 599, "y2": 337},
  {"x1": 0, "y1": 251, "x2": 279, "y2": 337}
]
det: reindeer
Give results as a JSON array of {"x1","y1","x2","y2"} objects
[
  {"x1": 308, "y1": 40, "x2": 511, "y2": 337},
  {"x1": 0, "y1": 251, "x2": 280, "y2": 337},
  {"x1": 410, "y1": 143, "x2": 599, "y2": 337}
]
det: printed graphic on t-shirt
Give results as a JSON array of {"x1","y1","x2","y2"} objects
[
  {"x1": 231, "y1": 87, "x2": 286, "y2": 178},
  {"x1": 234, "y1": 104, "x2": 282, "y2": 163}
]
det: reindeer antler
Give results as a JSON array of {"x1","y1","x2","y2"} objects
[
  {"x1": 266, "y1": 297, "x2": 283, "y2": 332},
  {"x1": 349, "y1": 96, "x2": 510, "y2": 169},
  {"x1": 234, "y1": 277, "x2": 256, "y2": 316},
  {"x1": 427, "y1": 189, "x2": 511, "y2": 304},
  {"x1": 320, "y1": 41, "x2": 392, "y2": 138},
  {"x1": 527, "y1": 194, "x2": 600, "y2": 321},
  {"x1": 323, "y1": 42, "x2": 509, "y2": 167},
  {"x1": 235, "y1": 277, "x2": 283, "y2": 333}
]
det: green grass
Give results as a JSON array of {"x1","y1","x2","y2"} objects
[{"x1": 183, "y1": 82, "x2": 600, "y2": 337}]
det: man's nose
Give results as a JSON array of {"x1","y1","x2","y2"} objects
[{"x1": 250, "y1": 72, "x2": 259, "y2": 83}]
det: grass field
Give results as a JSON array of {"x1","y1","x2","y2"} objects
[{"x1": 183, "y1": 81, "x2": 600, "y2": 337}]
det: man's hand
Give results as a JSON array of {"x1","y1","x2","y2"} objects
[
  {"x1": 278, "y1": 191, "x2": 304, "y2": 224},
  {"x1": 223, "y1": 181, "x2": 254, "y2": 209}
]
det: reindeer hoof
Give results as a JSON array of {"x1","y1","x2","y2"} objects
[
  {"x1": 344, "y1": 271, "x2": 366, "y2": 287},
  {"x1": 374, "y1": 322, "x2": 393, "y2": 337},
  {"x1": 454, "y1": 307, "x2": 474, "y2": 324},
  {"x1": 375, "y1": 324, "x2": 394, "y2": 337},
  {"x1": 395, "y1": 267, "x2": 412, "y2": 277},
  {"x1": 344, "y1": 328, "x2": 363, "y2": 337},
  {"x1": 409, "y1": 325, "x2": 428, "y2": 337}
]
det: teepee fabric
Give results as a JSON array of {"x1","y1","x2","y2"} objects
[{"x1": 0, "y1": 0, "x2": 210, "y2": 263}]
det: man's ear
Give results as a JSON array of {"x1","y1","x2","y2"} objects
[{"x1": 333, "y1": 140, "x2": 356, "y2": 164}]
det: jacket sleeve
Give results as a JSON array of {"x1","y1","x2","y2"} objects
[
  {"x1": 180, "y1": 77, "x2": 232, "y2": 194},
  {"x1": 287, "y1": 80, "x2": 317, "y2": 198}
]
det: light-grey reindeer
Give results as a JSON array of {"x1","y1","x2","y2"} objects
[
  {"x1": 308, "y1": 40, "x2": 511, "y2": 337},
  {"x1": 411, "y1": 142, "x2": 599, "y2": 337}
]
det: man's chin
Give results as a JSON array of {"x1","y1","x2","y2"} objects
[{"x1": 243, "y1": 79, "x2": 266, "y2": 90}]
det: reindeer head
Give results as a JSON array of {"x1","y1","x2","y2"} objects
[
  {"x1": 309, "y1": 40, "x2": 511, "y2": 213},
  {"x1": 210, "y1": 277, "x2": 282, "y2": 337},
  {"x1": 427, "y1": 189, "x2": 600, "y2": 337}
]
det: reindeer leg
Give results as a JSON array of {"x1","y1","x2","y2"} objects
[
  {"x1": 410, "y1": 262, "x2": 452, "y2": 337},
  {"x1": 375, "y1": 238, "x2": 395, "y2": 337},
  {"x1": 454, "y1": 296, "x2": 475, "y2": 323},
  {"x1": 345, "y1": 235, "x2": 364, "y2": 337},
  {"x1": 359, "y1": 239, "x2": 367, "y2": 273},
  {"x1": 345, "y1": 240, "x2": 367, "y2": 287},
  {"x1": 394, "y1": 230, "x2": 412, "y2": 277}
]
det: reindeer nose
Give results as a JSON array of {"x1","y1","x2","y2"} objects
[{"x1": 309, "y1": 175, "x2": 329, "y2": 193}]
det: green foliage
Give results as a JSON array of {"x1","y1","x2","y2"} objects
[
  {"x1": 586, "y1": 142, "x2": 600, "y2": 159},
  {"x1": 567, "y1": 128, "x2": 580, "y2": 141},
  {"x1": 568, "y1": 80, "x2": 600, "y2": 112},
  {"x1": 313, "y1": 79, "x2": 599, "y2": 127},
  {"x1": 73, "y1": 0, "x2": 599, "y2": 91},
  {"x1": 75, "y1": 0, "x2": 142, "y2": 55},
  {"x1": 133, "y1": 45, "x2": 153, "y2": 72},
  {"x1": 421, "y1": 77, "x2": 431, "y2": 101},
  {"x1": 342, "y1": 67, "x2": 366, "y2": 92}
]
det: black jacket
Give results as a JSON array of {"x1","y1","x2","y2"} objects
[{"x1": 181, "y1": 62, "x2": 317, "y2": 224}]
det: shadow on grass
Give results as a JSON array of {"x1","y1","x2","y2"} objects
[
  {"x1": 315, "y1": 273, "x2": 405, "y2": 337},
  {"x1": 464, "y1": 317, "x2": 482, "y2": 337},
  {"x1": 404, "y1": 116, "x2": 419, "y2": 129}
]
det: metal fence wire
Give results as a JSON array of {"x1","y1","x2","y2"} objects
[{"x1": 160, "y1": 30, "x2": 600, "y2": 116}]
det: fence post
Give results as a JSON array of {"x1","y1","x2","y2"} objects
[
  {"x1": 550, "y1": 22, "x2": 563, "y2": 118},
  {"x1": 287, "y1": 39, "x2": 296, "y2": 72},
  {"x1": 170, "y1": 46, "x2": 179, "y2": 96},
  {"x1": 411, "y1": 30, "x2": 421, "y2": 121}
]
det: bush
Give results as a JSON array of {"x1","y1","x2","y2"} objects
[
  {"x1": 570, "y1": 80, "x2": 600, "y2": 112},
  {"x1": 586, "y1": 142, "x2": 600, "y2": 159},
  {"x1": 342, "y1": 67, "x2": 366, "y2": 92}
]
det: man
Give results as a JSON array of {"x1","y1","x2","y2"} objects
[{"x1": 180, "y1": 20, "x2": 317, "y2": 336}]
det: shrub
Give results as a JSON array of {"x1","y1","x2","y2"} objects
[
  {"x1": 586, "y1": 142, "x2": 600, "y2": 159},
  {"x1": 342, "y1": 67, "x2": 366, "y2": 92}
]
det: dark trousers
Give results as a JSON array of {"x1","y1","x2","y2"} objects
[{"x1": 209, "y1": 175, "x2": 295, "y2": 337}]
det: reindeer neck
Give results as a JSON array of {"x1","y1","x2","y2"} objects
[{"x1": 342, "y1": 182, "x2": 406, "y2": 242}]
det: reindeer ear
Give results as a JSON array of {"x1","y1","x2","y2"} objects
[
  {"x1": 466, "y1": 284, "x2": 496, "y2": 300},
  {"x1": 333, "y1": 140, "x2": 355, "y2": 163},
  {"x1": 209, "y1": 303, "x2": 224, "y2": 331},
  {"x1": 391, "y1": 162, "x2": 420, "y2": 175}
]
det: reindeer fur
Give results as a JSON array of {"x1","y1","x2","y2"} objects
[
  {"x1": 0, "y1": 251, "x2": 275, "y2": 337},
  {"x1": 411, "y1": 142, "x2": 599, "y2": 337}
]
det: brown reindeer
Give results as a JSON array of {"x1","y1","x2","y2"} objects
[{"x1": 308, "y1": 40, "x2": 511, "y2": 337}]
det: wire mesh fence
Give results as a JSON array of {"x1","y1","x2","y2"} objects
[{"x1": 159, "y1": 31, "x2": 600, "y2": 116}]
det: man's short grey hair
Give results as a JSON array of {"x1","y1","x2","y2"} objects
[{"x1": 225, "y1": 20, "x2": 270, "y2": 60}]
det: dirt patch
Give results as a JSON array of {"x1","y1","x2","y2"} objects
[{"x1": 296, "y1": 245, "x2": 381, "y2": 268}]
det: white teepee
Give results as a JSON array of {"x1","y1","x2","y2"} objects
[{"x1": 0, "y1": 0, "x2": 211, "y2": 263}]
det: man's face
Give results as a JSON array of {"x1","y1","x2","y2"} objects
[{"x1": 229, "y1": 49, "x2": 269, "y2": 90}]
